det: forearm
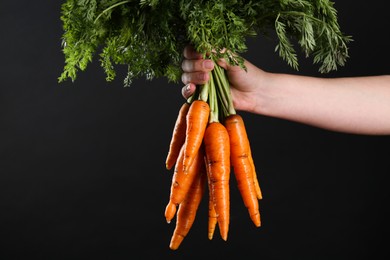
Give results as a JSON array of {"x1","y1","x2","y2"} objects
[{"x1": 256, "y1": 73, "x2": 390, "y2": 135}]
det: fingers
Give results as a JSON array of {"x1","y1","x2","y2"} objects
[
  {"x1": 181, "y1": 45, "x2": 214, "y2": 98},
  {"x1": 181, "y1": 83, "x2": 196, "y2": 99},
  {"x1": 181, "y1": 71, "x2": 210, "y2": 85},
  {"x1": 181, "y1": 58, "x2": 214, "y2": 73},
  {"x1": 183, "y1": 45, "x2": 203, "y2": 59},
  {"x1": 181, "y1": 45, "x2": 214, "y2": 85}
]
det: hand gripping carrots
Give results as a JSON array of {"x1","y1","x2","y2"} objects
[{"x1": 164, "y1": 61, "x2": 263, "y2": 250}]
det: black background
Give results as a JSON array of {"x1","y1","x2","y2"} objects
[{"x1": 1, "y1": 1, "x2": 389, "y2": 259}]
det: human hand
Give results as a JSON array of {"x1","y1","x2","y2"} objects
[{"x1": 180, "y1": 45, "x2": 265, "y2": 112}]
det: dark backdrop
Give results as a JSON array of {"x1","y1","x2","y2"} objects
[{"x1": 1, "y1": 1, "x2": 389, "y2": 259}]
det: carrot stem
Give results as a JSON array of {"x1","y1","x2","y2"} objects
[
  {"x1": 212, "y1": 69, "x2": 228, "y2": 116},
  {"x1": 208, "y1": 71, "x2": 219, "y2": 123},
  {"x1": 212, "y1": 63, "x2": 236, "y2": 116},
  {"x1": 199, "y1": 80, "x2": 209, "y2": 103}
]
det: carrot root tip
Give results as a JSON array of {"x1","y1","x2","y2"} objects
[
  {"x1": 165, "y1": 202, "x2": 177, "y2": 223},
  {"x1": 169, "y1": 234, "x2": 185, "y2": 250},
  {"x1": 250, "y1": 213, "x2": 261, "y2": 227}
]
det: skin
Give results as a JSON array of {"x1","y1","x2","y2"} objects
[{"x1": 181, "y1": 45, "x2": 390, "y2": 135}]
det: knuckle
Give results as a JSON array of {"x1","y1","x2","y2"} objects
[
  {"x1": 181, "y1": 73, "x2": 188, "y2": 84},
  {"x1": 181, "y1": 60, "x2": 193, "y2": 72},
  {"x1": 183, "y1": 45, "x2": 193, "y2": 58}
]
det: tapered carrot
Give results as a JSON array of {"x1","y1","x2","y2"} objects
[
  {"x1": 204, "y1": 156, "x2": 218, "y2": 240},
  {"x1": 169, "y1": 155, "x2": 207, "y2": 250},
  {"x1": 166, "y1": 102, "x2": 190, "y2": 170},
  {"x1": 182, "y1": 100, "x2": 210, "y2": 172},
  {"x1": 248, "y1": 145, "x2": 262, "y2": 200},
  {"x1": 224, "y1": 114, "x2": 261, "y2": 227},
  {"x1": 165, "y1": 144, "x2": 205, "y2": 223},
  {"x1": 207, "y1": 193, "x2": 218, "y2": 240},
  {"x1": 204, "y1": 122, "x2": 230, "y2": 241}
]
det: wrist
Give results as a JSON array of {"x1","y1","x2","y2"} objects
[{"x1": 243, "y1": 68, "x2": 274, "y2": 115}]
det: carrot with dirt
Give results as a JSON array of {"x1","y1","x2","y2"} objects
[
  {"x1": 224, "y1": 114, "x2": 261, "y2": 227},
  {"x1": 166, "y1": 102, "x2": 190, "y2": 170},
  {"x1": 165, "y1": 143, "x2": 205, "y2": 223},
  {"x1": 182, "y1": 99, "x2": 210, "y2": 172},
  {"x1": 169, "y1": 151, "x2": 207, "y2": 250}
]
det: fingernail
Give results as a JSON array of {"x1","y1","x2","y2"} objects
[
  {"x1": 203, "y1": 60, "x2": 214, "y2": 69},
  {"x1": 185, "y1": 83, "x2": 191, "y2": 92}
]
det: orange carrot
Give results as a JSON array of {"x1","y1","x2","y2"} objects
[
  {"x1": 165, "y1": 144, "x2": 205, "y2": 223},
  {"x1": 203, "y1": 122, "x2": 230, "y2": 241},
  {"x1": 204, "y1": 156, "x2": 218, "y2": 240},
  {"x1": 166, "y1": 102, "x2": 190, "y2": 170},
  {"x1": 224, "y1": 114, "x2": 261, "y2": 227},
  {"x1": 207, "y1": 193, "x2": 218, "y2": 240},
  {"x1": 248, "y1": 145, "x2": 262, "y2": 200},
  {"x1": 169, "y1": 154, "x2": 207, "y2": 250},
  {"x1": 182, "y1": 100, "x2": 210, "y2": 172}
]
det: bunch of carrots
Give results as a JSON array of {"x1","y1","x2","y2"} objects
[
  {"x1": 58, "y1": 0, "x2": 350, "y2": 251},
  {"x1": 164, "y1": 61, "x2": 262, "y2": 250}
]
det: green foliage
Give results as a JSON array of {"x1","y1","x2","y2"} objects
[{"x1": 59, "y1": 0, "x2": 352, "y2": 86}]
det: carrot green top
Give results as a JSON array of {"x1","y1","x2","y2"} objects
[{"x1": 59, "y1": 0, "x2": 351, "y2": 87}]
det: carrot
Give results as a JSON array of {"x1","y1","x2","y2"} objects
[
  {"x1": 165, "y1": 144, "x2": 205, "y2": 223},
  {"x1": 166, "y1": 102, "x2": 190, "y2": 170},
  {"x1": 248, "y1": 145, "x2": 262, "y2": 200},
  {"x1": 182, "y1": 100, "x2": 210, "y2": 172},
  {"x1": 203, "y1": 121, "x2": 230, "y2": 241},
  {"x1": 224, "y1": 114, "x2": 261, "y2": 227},
  {"x1": 207, "y1": 193, "x2": 218, "y2": 240},
  {"x1": 169, "y1": 154, "x2": 207, "y2": 250},
  {"x1": 204, "y1": 156, "x2": 218, "y2": 240}
]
